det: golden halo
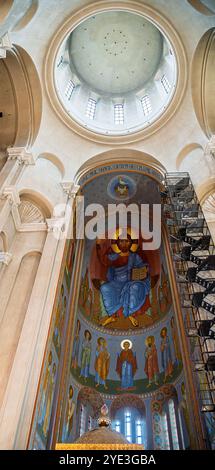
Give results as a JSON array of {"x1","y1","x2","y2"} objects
[
  {"x1": 111, "y1": 228, "x2": 139, "y2": 253},
  {"x1": 120, "y1": 339, "x2": 133, "y2": 350}
]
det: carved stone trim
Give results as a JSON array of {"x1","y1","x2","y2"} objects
[
  {"x1": 19, "y1": 200, "x2": 45, "y2": 223},
  {"x1": 0, "y1": 252, "x2": 12, "y2": 265},
  {"x1": 0, "y1": 33, "x2": 12, "y2": 59},
  {"x1": 60, "y1": 181, "x2": 80, "y2": 198},
  {"x1": 7, "y1": 147, "x2": 35, "y2": 165}
]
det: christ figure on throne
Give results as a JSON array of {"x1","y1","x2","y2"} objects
[{"x1": 92, "y1": 232, "x2": 151, "y2": 327}]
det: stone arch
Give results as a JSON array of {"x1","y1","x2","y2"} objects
[
  {"x1": 19, "y1": 189, "x2": 52, "y2": 219},
  {"x1": 195, "y1": 177, "x2": 215, "y2": 203},
  {"x1": 0, "y1": 231, "x2": 8, "y2": 252},
  {"x1": 75, "y1": 148, "x2": 166, "y2": 185},
  {"x1": 187, "y1": 0, "x2": 215, "y2": 16},
  {"x1": 191, "y1": 28, "x2": 215, "y2": 138},
  {"x1": 176, "y1": 143, "x2": 203, "y2": 170},
  {"x1": 0, "y1": 44, "x2": 42, "y2": 149},
  {"x1": 13, "y1": 0, "x2": 39, "y2": 31},
  {"x1": 0, "y1": 1, "x2": 14, "y2": 25},
  {"x1": 110, "y1": 394, "x2": 146, "y2": 419},
  {"x1": 77, "y1": 387, "x2": 104, "y2": 419},
  {"x1": 36, "y1": 153, "x2": 65, "y2": 179}
]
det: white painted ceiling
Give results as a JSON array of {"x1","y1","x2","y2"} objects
[{"x1": 69, "y1": 11, "x2": 163, "y2": 95}]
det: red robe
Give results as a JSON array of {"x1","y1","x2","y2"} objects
[
  {"x1": 116, "y1": 349, "x2": 137, "y2": 378},
  {"x1": 144, "y1": 344, "x2": 159, "y2": 380}
]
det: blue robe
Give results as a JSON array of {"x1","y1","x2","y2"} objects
[{"x1": 100, "y1": 252, "x2": 150, "y2": 318}]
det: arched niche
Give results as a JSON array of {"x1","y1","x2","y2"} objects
[
  {"x1": 110, "y1": 394, "x2": 145, "y2": 419},
  {"x1": 191, "y1": 28, "x2": 215, "y2": 138},
  {"x1": 13, "y1": 0, "x2": 39, "y2": 32},
  {"x1": 176, "y1": 143, "x2": 203, "y2": 170},
  {"x1": 187, "y1": 0, "x2": 215, "y2": 16},
  {"x1": 0, "y1": 1, "x2": 38, "y2": 35},
  {"x1": 36, "y1": 153, "x2": 65, "y2": 179},
  {"x1": 0, "y1": 44, "x2": 42, "y2": 149},
  {"x1": 77, "y1": 387, "x2": 104, "y2": 419},
  {"x1": 175, "y1": 144, "x2": 209, "y2": 186},
  {"x1": 75, "y1": 148, "x2": 166, "y2": 184},
  {"x1": 0, "y1": 231, "x2": 8, "y2": 252},
  {"x1": 0, "y1": 1, "x2": 14, "y2": 25},
  {"x1": 19, "y1": 190, "x2": 52, "y2": 219}
]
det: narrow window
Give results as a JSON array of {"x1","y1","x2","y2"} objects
[
  {"x1": 113, "y1": 420, "x2": 121, "y2": 433},
  {"x1": 124, "y1": 410, "x2": 132, "y2": 442},
  {"x1": 86, "y1": 98, "x2": 97, "y2": 120},
  {"x1": 161, "y1": 411, "x2": 170, "y2": 450},
  {"x1": 65, "y1": 80, "x2": 75, "y2": 100},
  {"x1": 141, "y1": 95, "x2": 152, "y2": 116},
  {"x1": 114, "y1": 104, "x2": 124, "y2": 125},
  {"x1": 168, "y1": 399, "x2": 179, "y2": 449},
  {"x1": 88, "y1": 415, "x2": 93, "y2": 431},
  {"x1": 80, "y1": 404, "x2": 86, "y2": 436},
  {"x1": 161, "y1": 75, "x2": 171, "y2": 94},
  {"x1": 135, "y1": 419, "x2": 143, "y2": 444}
]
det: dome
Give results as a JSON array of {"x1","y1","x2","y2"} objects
[
  {"x1": 69, "y1": 12, "x2": 163, "y2": 95},
  {"x1": 54, "y1": 10, "x2": 177, "y2": 137},
  {"x1": 75, "y1": 427, "x2": 130, "y2": 445}
]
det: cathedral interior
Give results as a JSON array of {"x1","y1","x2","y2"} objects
[{"x1": 0, "y1": 0, "x2": 215, "y2": 451}]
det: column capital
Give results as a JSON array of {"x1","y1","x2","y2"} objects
[
  {"x1": 7, "y1": 147, "x2": 35, "y2": 165},
  {"x1": 60, "y1": 181, "x2": 80, "y2": 199},
  {"x1": 205, "y1": 135, "x2": 215, "y2": 158},
  {"x1": 0, "y1": 252, "x2": 12, "y2": 266},
  {"x1": 0, "y1": 33, "x2": 12, "y2": 59},
  {"x1": 0, "y1": 186, "x2": 20, "y2": 206},
  {"x1": 46, "y1": 217, "x2": 65, "y2": 234}
]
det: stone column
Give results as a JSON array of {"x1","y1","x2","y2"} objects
[
  {"x1": 0, "y1": 147, "x2": 35, "y2": 191},
  {"x1": 0, "y1": 183, "x2": 79, "y2": 449}
]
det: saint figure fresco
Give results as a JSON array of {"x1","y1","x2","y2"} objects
[
  {"x1": 71, "y1": 319, "x2": 81, "y2": 370},
  {"x1": 79, "y1": 330, "x2": 92, "y2": 381},
  {"x1": 170, "y1": 316, "x2": 182, "y2": 366},
  {"x1": 116, "y1": 340, "x2": 137, "y2": 390},
  {"x1": 94, "y1": 337, "x2": 110, "y2": 390},
  {"x1": 93, "y1": 232, "x2": 150, "y2": 327},
  {"x1": 65, "y1": 385, "x2": 75, "y2": 438},
  {"x1": 160, "y1": 327, "x2": 173, "y2": 382},
  {"x1": 144, "y1": 335, "x2": 159, "y2": 387},
  {"x1": 42, "y1": 359, "x2": 56, "y2": 437}
]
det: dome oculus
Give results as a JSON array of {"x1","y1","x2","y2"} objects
[{"x1": 54, "y1": 10, "x2": 177, "y2": 137}]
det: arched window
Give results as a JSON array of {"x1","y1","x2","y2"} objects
[
  {"x1": 152, "y1": 387, "x2": 185, "y2": 450},
  {"x1": 161, "y1": 411, "x2": 170, "y2": 450},
  {"x1": 88, "y1": 415, "x2": 93, "y2": 431},
  {"x1": 79, "y1": 404, "x2": 87, "y2": 436},
  {"x1": 168, "y1": 399, "x2": 179, "y2": 449},
  {"x1": 112, "y1": 407, "x2": 147, "y2": 447}
]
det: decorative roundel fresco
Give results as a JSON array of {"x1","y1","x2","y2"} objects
[{"x1": 107, "y1": 174, "x2": 137, "y2": 200}]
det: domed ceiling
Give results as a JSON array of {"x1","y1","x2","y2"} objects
[
  {"x1": 54, "y1": 10, "x2": 177, "y2": 137},
  {"x1": 69, "y1": 12, "x2": 163, "y2": 95}
]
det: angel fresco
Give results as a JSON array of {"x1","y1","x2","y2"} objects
[
  {"x1": 116, "y1": 340, "x2": 137, "y2": 390},
  {"x1": 92, "y1": 231, "x2": 151, "y2": 328},
  {"x1": 94, "y1": 337, "x2": 110, "y2": 390}
]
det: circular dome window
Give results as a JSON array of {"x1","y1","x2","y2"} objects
[{"x1": 51, "y1": 7, "x2": 182, "y2": 142}]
